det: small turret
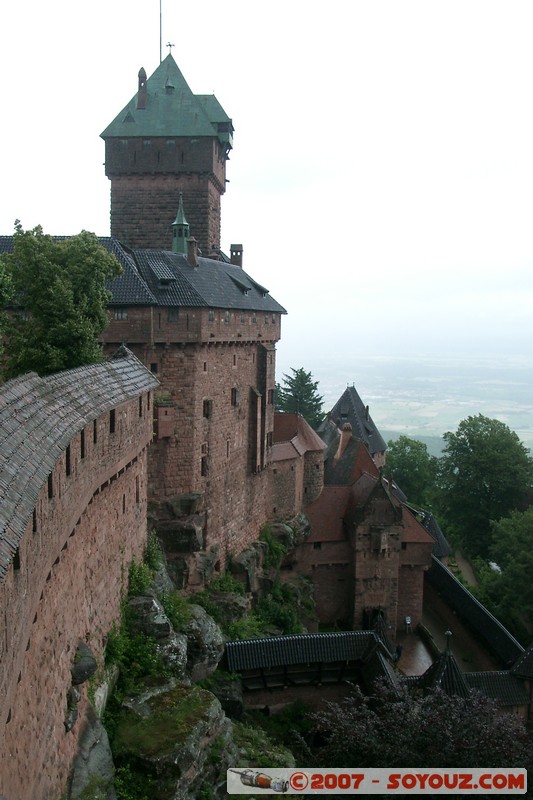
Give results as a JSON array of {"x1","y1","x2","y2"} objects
[{"x1": 171, "y1": 193, "x2": 190, "y2": 254}]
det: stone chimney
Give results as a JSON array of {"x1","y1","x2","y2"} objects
[
  {"x1": 333, "y1": 422, "x2": 352, "y2": 463},
  {"x1": 187, "y1": 237, "x2": 199, "y2": 268},
  {"x1": 230, "y1": 244, "x2": 243, "y2": 267},
  {"x1": 137, "y1": 67, "x2": 147, "y2": 110}
]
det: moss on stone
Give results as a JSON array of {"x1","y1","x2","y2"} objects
[{"x1": 113, "y1": 686, "x2": 213, "y2": 759}]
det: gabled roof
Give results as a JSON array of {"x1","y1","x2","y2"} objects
[
  {"x1": 273, "y1": 413, "x2": 325, "y2": 453},
  {"x1": 0, "y1": 349, "x2": 159, "y2": 583},
  {"x1": 324, "y1": 386, "x2": 387, "y2": 456},
  {"x1": 401, "y1": 506, "x2": 435, "y2": 545},
  {"x1": 225, "y1": 631, "x2": 379, "y2": 671},
  {"x1": 101, "y1": 54, "x2": 232, "y2": 144}
]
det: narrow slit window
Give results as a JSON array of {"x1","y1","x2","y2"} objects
[{"x1": 110, "y1": 409, "x2": 116, "y2": 434}]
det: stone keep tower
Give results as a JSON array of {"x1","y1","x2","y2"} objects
[
  {"x1": 101, "y1": 55, "x2": 233, "y2": 254},
  {"x1": 100, "y1": 57, "x2": 286, "y2": 583}
]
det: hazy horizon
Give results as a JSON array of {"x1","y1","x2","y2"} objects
[{"x1": 276, "y1": 350, "x2": 533, "y2": 451}]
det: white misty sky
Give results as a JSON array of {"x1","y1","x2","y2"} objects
[{"x1": 2, "y1": 0, "x2": 533, "y2": 372}]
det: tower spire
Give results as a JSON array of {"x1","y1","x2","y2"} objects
[{"x1": 171, "y1": 193, "x2": 190, "y2": 254}]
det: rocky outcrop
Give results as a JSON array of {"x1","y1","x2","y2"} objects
[
  {"x1": 229, "y1": 541, "x2": 266, "y2": 592},
  {"x1": 127, "y1": 593, "x2": 188, "y2": 678},
  {"x1": 69, "y1": 707, "x2": 116, "y2": 799},
  {"x1": 272, "y1": 513, "x2": 311, "y2": 551},
  {"x1": 183, "y1": 604, "x2": 224, "y2": 681},
  {"x1": 203, "y1": 671, "x2": 244, "y2": 719},
  {"x1": 114, "y1": 683, "x2": 237, "y2": 800}
]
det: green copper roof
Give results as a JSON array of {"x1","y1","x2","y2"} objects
[{"x1": 101, "y1": 54, "x2": 232, "y2": 143}]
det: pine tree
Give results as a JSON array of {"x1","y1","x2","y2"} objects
[{"x1": 276, "y1": 367, "x2": 324, "y2": 429}]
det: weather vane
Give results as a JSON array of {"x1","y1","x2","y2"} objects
[{"x1": 167, "y1": 42, "x2": 175, "y2": 53}]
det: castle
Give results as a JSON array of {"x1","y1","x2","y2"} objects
[{"x1": 1, "y1": 54, "x2": 529, "y2": 800}]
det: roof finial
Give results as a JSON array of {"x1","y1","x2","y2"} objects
[
  {"x1": 167, "y1": 42, "x2": 175, "y2": 53},
  {"x1": 444, "y1": 630, "x2": 452, "y2": 653}
]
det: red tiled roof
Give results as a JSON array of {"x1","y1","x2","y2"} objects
[
  {"x1": 401, "y1": 507, "x2": 435, "y2": 544},
  {"x1": 273, "y1": 412, "x2": 325, "y2": 452},
  {"x1": 306, "y1": 486, "x2": 352, "y2": 541}
]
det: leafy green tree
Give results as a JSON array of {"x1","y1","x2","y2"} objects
[
  {"x1": 386, "y1": 435, "x2": 438, "y2": 506},
  {"x1": 472, "y1": 507, "x2": 533, "y2": 645},
  {"x1": 2, "y1": 223, "x2": 121, "y2": 378},
  {"x1": 276, "y1": 367, "x2": 324, "y2": 429},
  {"x1": 437, "y1": 414, "x2": 533, "y2": 558},
  {"x1": 0, "y1": 259, "x2": 13, "y2": 359}
]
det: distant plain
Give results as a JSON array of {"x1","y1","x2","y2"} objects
[{"x1": 294, "y1": 354, "x2": 533, "y2": 454}]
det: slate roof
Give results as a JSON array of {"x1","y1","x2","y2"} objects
[
  {"x1": 421, "y1": 511, "x2": 452, "y2": 559},
  {"x1": 324, "y1": 386, "x2": 387, "y2": 456},
  {"x1": 324, "y1": 435, "x2": 379, "y2": 486},
  {"x1": 511, "y1": 643, "x2": 533, "y2": 680},
  {"x1": 0, "y1": 348, "x2": 159, "y2": 582},
  {"x1": 466, "y1": 671, "x2": 530, "y2": 707},
  {"x1": 416, "y1": 647, "x2": 471, "y2": 698},
  {"x1": 225, "y1": 631, "x2": 378, "y2": 671},
  {"x1": 101, "y1": 54, "x2": 233, "y2": 146},
  {"x1": 427, "y1": 556, "x2": 524, "y2": 666},
  {"x1": 360, "y1": 639, "x2": 400, "y2": 693},
  {"x1": 0, "y1": 236, "x2": 286, "y2": 313},
  {"x1": 129, "y1": 250, "x2": 286, "y2": 312}
]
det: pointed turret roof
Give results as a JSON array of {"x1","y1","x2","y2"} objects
[
  {"x1": 322, "y1": 386, "x2": 387, "y2": 457},
  {"x1": 173, "y1": 192, "x2": 188, "y2": 227},
  {"x1": 101, "y1": 54, "x2": 233, "y2": 144},
  {"x1": 416, "y1": 632, "x2": 470, "y2": 698}
]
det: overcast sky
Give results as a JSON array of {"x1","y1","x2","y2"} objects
[{"x1": 2, "y1": 1, "x2": 533, "y2": 377}]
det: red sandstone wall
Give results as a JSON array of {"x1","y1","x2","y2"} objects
[
  {"x1": 102, "y1": 306, "x2": 282, "y2": 350},
  {"x1": 271, "y1": 459, "x2": 304, "y2": 519},
  {"x1": 109, "y1": 174, "x2": 222, "y2": 254},
  {"x1": 397, "y1": 564, "x2": 426, "y2": 630},
  {"x1": 352, "y1": 524, "x2": 402, "y2": 635},
  {"x1": 290, "y1": 540, "x2": 354, "y2": 627},
  {"x1": 105, "y1": 133, "x2": 227, "y2": 254},
  {"x1": 0, "y1": 393, "x2": 153, "y2": 800},
  {"x1": 102, "y1": 302, "x2": 284, "y2": 572}
]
